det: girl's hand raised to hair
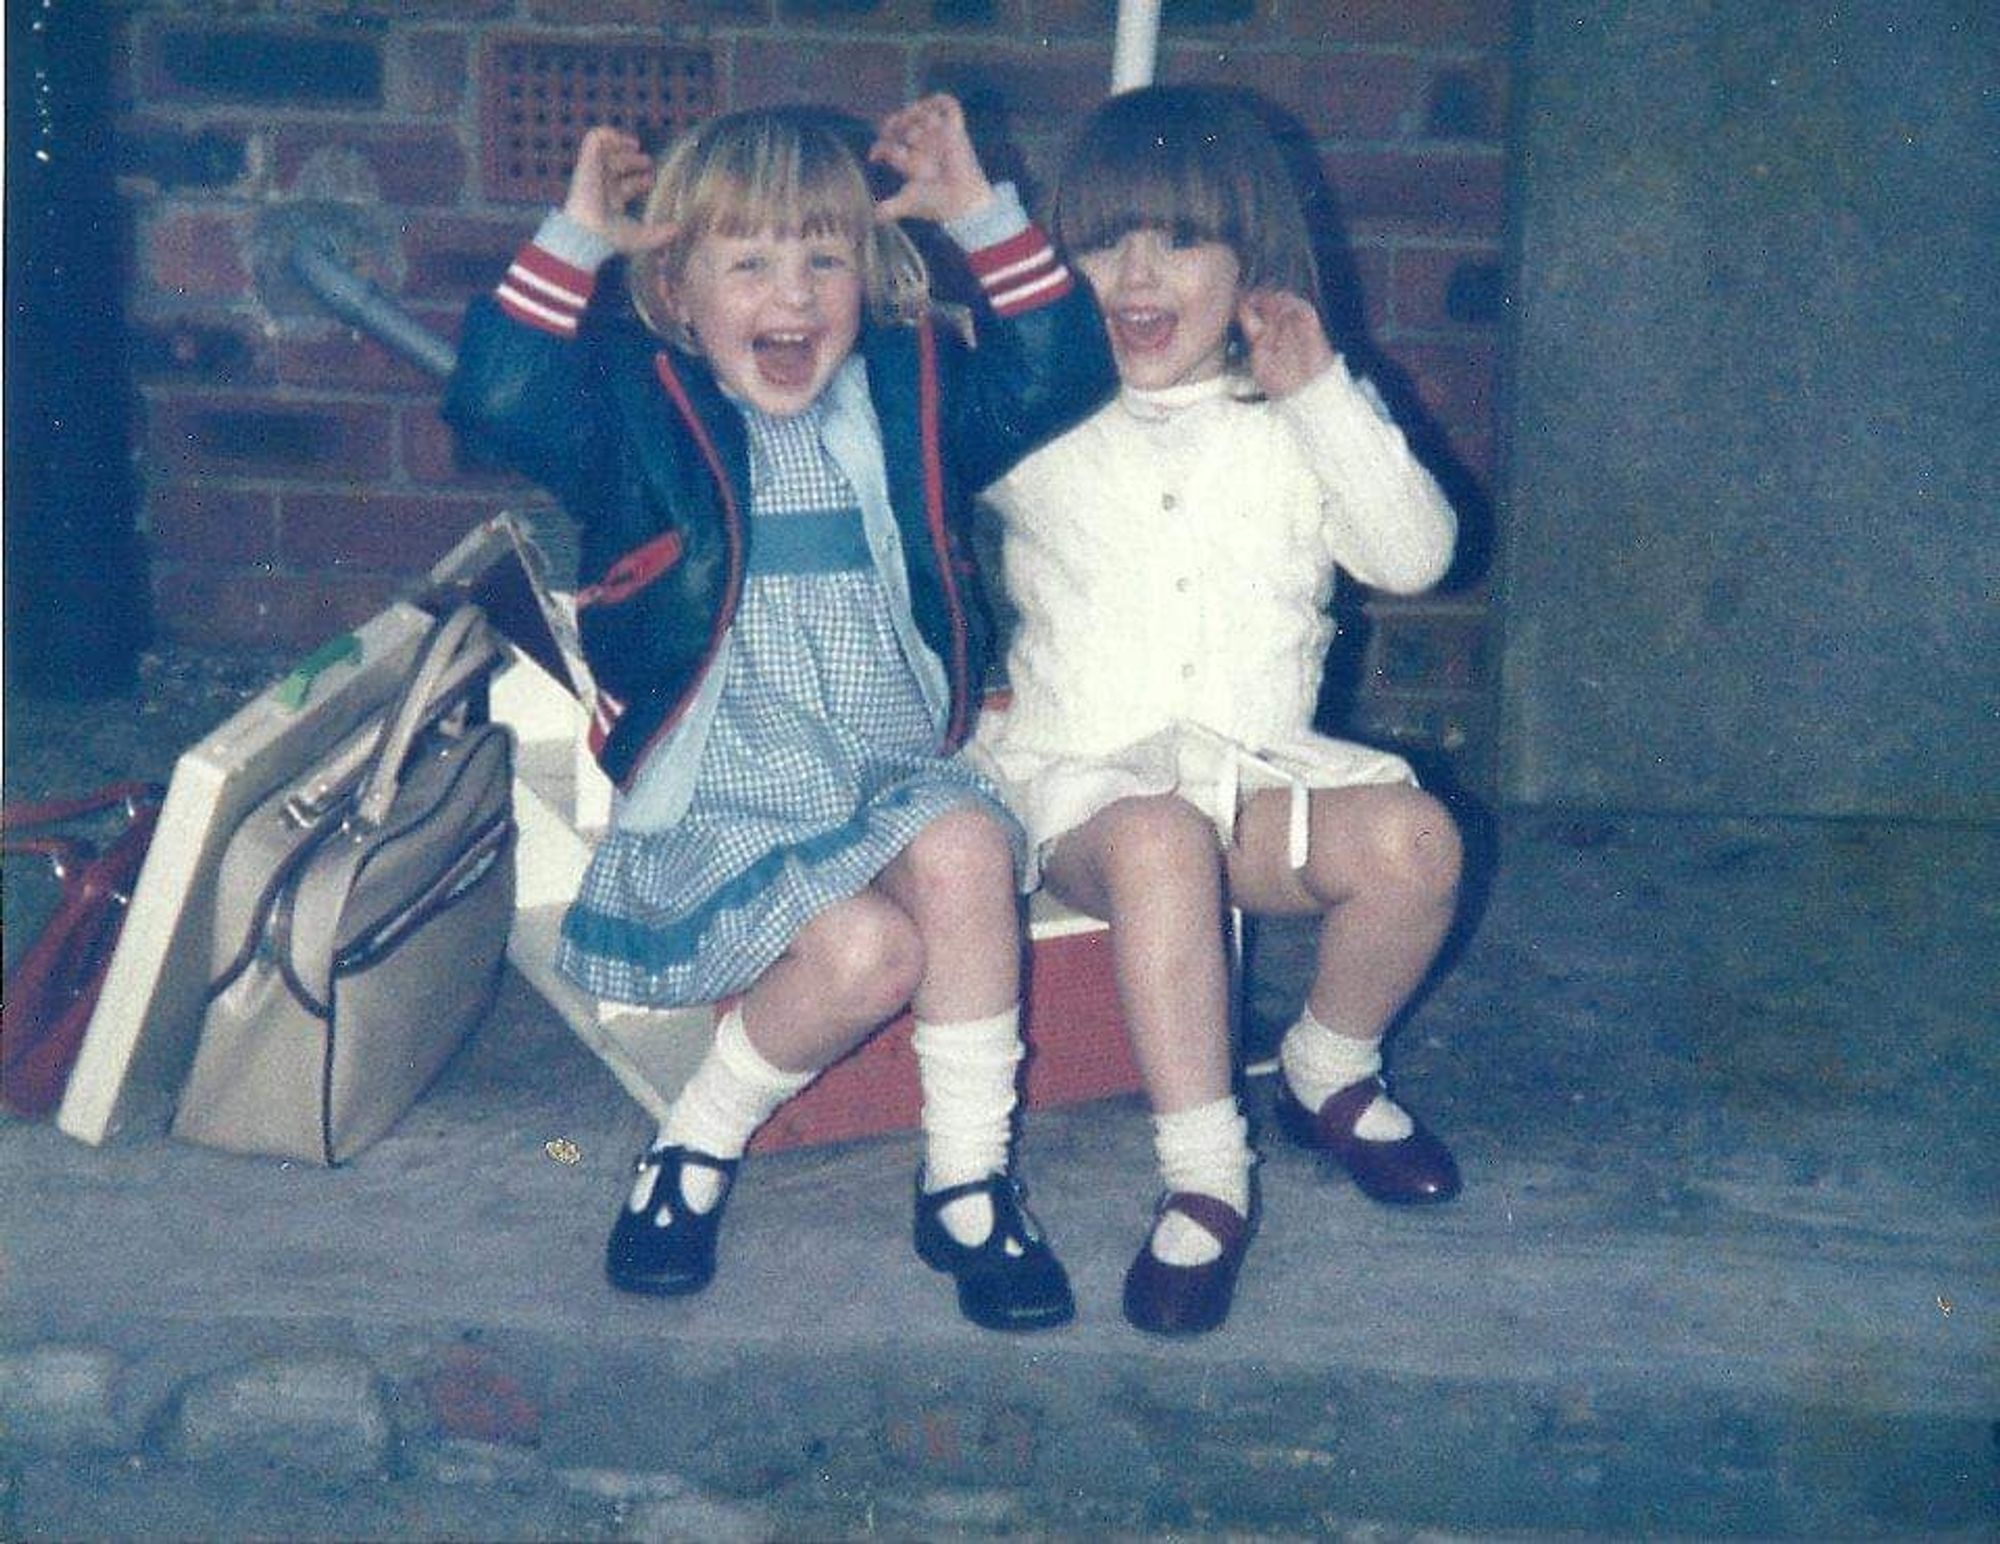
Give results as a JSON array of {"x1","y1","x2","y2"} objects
[
  {"x1": 1238, "y1": 289, "x2": 1338, "y2": 399},
  {"x1": 563, "y1": 127, "x2": 677, "y2": 254},
  {"x1": 869, "y1": 94, "x2": 994, "y2": 226}
]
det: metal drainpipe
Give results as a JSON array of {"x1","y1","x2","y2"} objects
[{"x1": 288, "y1": 239, "x2": 458, "y2": 381}]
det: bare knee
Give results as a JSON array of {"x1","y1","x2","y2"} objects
[
  {"x1": 894, "y1": 806, "x2": 1016, "y2": 917},
  {"x1": 793, "y1": 896, "x2": 926, "y2": 1023},
  {"x1": 1093, "y1": 795, "x2": 1222, "y2": 897},
  {"x1": 1369, "y1": 787, "x2": 1462, "y2": 901},
  {"x1": 1308, "y1": 786, "x2": 1462, "y2": 908}
]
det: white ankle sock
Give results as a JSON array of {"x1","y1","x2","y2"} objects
[
  {"x1": 657, "y1": 1007, "x2": 814, "y2": 1212},
  {"x1": 1149, "y1": 1096, "x2": 1253, "y2": 1267},
  {"x1": 1279, "y1": 1008, "x2": 1413, "y2": 1141},
  {"x1": 912, "y1": 1009, "x2": 1023, "y2": 1249}
]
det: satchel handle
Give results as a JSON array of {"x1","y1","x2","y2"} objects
[{"x1": 352, "y1": 605, "x2": 496, "y2": 831}]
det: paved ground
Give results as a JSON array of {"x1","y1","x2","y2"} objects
[{"x1": 2, "y1": 653, "x2": 1996, "y2": 1540}]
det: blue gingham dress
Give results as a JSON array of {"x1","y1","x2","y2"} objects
[{"x1": 557, "y1": 401, "x2": 1022, "y2": 1007}]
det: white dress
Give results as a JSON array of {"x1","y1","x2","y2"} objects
[{"x1": 971, "y1": 361, "x2": 1457, "y2": 875}]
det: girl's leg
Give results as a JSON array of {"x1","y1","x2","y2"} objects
[
  {"x1": 1042, "y1": 795, "x2": 1234, "y2": 1114},
  {"x1": 1226, "y1": 781, "x2": 1462, "y2": 1046},
  {"x1": 658, "y1": 893, "x2": 927, "y2": 1199},
  {"x1": 873, "y1": 805, "x2": 1024, "y2": 1213},
  {"x1": 872, "y1": 803, "x2": 1020, "y2": 1023},
  {"x1": 609, "y1": 892, "x2": 929, "y2": 1297},
  {"x1": 1227, "y1": 782, "x2": 1463, "y2": 1201},
  {"x1": 1045, "y1": 796, "x2": 1254, "y2": 1289},
  {"x1": 875, "y1": 804, "x2": 1074, "y2": 1331}
]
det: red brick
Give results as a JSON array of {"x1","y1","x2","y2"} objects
[
  {"x1": 1421, "y1": 57, "x2": 1511, "y2": 144},
  {"x1": 274, "y1": 327, "x2": 446, "y2": 395},
  {"x1": 151, "y1": 562, "x2": 402, "y2": 651},
  {"x1": 117, "y1": 119, "x2": 253, "y2": 193},
  {"x1": 1285, "y1": 0, "x2": 1512, "y2": 50},
  {"x1": 920, "y1": 46, "x2": 1109, "y2": 130},
  {"x1": 421, "y1": 1348, "x2": 542, "y2": 1448},
  {"x1": 403, "y1": 406, "x2": 539, "y2": 492},
  {"x1": 1162, "y1": 48, "x2": 1423, "y2": 142},
  {"x1": 402, "y1": 214, "x2": 542, "y2": 303},
  {"x1": 1026, "y1": 0, "x2": 1236, "y2": 43},
  {"x1": 475, "y1": 35, "x2": 718, "y2": 209},
  {"x1": 148, "y1": 484, "x2": 278, "y2": 564},
  {"x1": 777, "y1": 0, "x2": 933, "y2": 35},
  {"x1": 145, "y1": 393, "x2": 397, "y2": 481},
  {"x1": 372, "y1": 0, "x2": 513, "y2": 12},
  {"x1": 139, "y1": 23, "x2": 384, "y2": 108},
  {"x1": 1390, "y1": 242, "x2": 1503, "y2": 333},
  {"x1": 729, "y1": 40, "x2": 910, "y2": 121},
  {"x1": 141, "y1": 209, "x2": 252, "y2": 300},
  {"x1": 1321, "y1": 147, "x2": 1505, "y2": 238},
  {"x1": 270, "y1": 125, "x2": 468, "y2": 208},
  {"x1": 387, "y1": 30, "x2": 471, "y2": 117},
  {"x1": 930, "y1": 0, "x2": 1032, "y2": 31},
  {"x1": 1392, "y1": 338, "x2": 1497, "y2": 438},
  {"x1": 281, "y1": 489, "x2": 494, "y2": 572},
  {"x1": 129, "y1": 315, "x2": 269, "y2": 385},
  {"x1": 1022, "y1": 0, "x2": 1109, "y2": 38}
]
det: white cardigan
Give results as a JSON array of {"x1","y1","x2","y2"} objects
[{"x1": 972, "y1": 360, "x2": 1456, "y2": 859}]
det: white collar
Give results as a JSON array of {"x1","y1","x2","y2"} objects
[{"x1": 1117, "y1": 372, "x2": 1245, "y2": 422}]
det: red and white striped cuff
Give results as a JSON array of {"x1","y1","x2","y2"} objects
[
  {"x1": 963, "y1": 224, "x2": 1073, "y2": 318},
  {"x1": 496, "y1": 244, "x2": 596, "y2": 337}
]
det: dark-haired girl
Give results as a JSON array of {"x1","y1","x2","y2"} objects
[{"x1": 972, "y1": 85, "x2": 1465, "y2": 1335}]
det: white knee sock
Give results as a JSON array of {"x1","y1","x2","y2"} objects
[
  {"x1": 657, "y1": 1006, "x2": 814, "y2": 1212},
  {"x1": 1279, "y1": 1007, "x2": 1413, "y2": 1141},
  {"x1": 1149, "y1": 1096, "x2": 1254, "y2": 1267},
  {"x1": 912, "y1": 1009, "x2": 1023, "y2": 1248}
]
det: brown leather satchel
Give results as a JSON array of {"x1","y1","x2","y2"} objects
[{"x1": 1, "y1": 782, "x2": 164, "y2": 1116}]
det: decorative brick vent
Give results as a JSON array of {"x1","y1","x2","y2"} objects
[{"x1": 480, "y1": 39, "x2": 715, "y2": 207}]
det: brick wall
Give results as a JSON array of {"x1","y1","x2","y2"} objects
[{"x1": 113, "y1": 0, "x2": 1513, "y2": 790}]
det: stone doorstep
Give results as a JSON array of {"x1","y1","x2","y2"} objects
[{"x1": 1, "y1": 1334, "x2": 1990, "y2": 1538}]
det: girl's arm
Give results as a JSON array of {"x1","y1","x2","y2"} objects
[
  {"x1": 941, "y1": 190, "x2": 1116, "y2": 488},
  {"x1": 1242, "y1": 289, "x2": 1456, "y2": 595},
  {"x1": 872, "y1": 96, "x2": 1116, "y2": 487},
  {"x1": 442, "y1": 129, "x2": 672, "y2": 504}
]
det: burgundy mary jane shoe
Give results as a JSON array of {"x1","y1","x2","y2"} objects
[
  {"x1": 1275, "y1": 1077, "x2": 1461, "y2": 1206},
  {"x1": 1121, "y1": 1191, "x2": 1255, "y2": 1338}
]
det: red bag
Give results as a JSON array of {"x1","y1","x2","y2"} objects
[{"x1": 2, "y1": 782, "x2": 163, "y2": 1117}]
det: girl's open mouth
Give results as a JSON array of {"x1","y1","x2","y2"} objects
[
  {"x1": 752, "y1": 331, "x2": 819, "y2": 390},
  {"x1": 1110, "y1": 308, "x2": 1176, "y2": 354}
]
